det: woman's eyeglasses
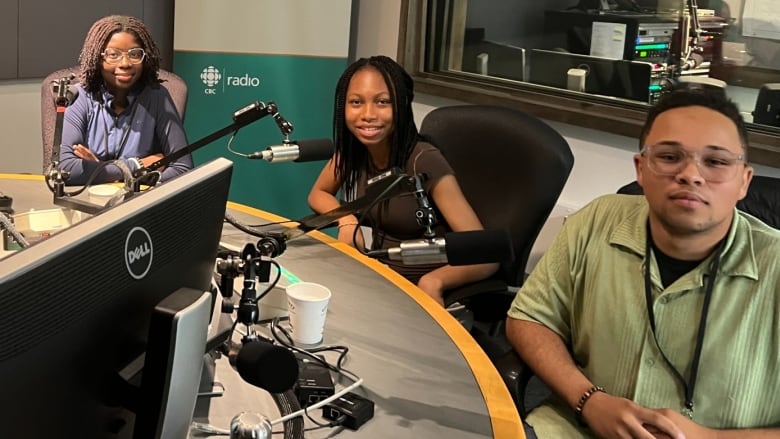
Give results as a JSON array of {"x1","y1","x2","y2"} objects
[{"x1": 102, "y1": 48, "x2": 146, "y2": 65}]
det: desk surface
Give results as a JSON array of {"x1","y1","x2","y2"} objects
[{"x1": 0, "y1": 174, "x2": 524, "y2": 438}]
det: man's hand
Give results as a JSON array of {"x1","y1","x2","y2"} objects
[
  {"x1": 582, "y1": 392, "x2": 686, "y2": 439},
  {"x1": 73, "y1": 144, "x2": 98, "y2": 161},
  {"x1": 651, "y1": 409, "x2": 715, "y2": 439}
]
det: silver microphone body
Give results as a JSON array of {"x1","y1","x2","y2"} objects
[
  {"x1": 260, "y1": 144, "x2": 300, "y2": 162},
  {"x1": 248, "y1": 138, "x2": 333, "y2": 163},
  {"x1": 368, "y1": 230, "x2": 514, "y2": 266},
  {"x1": 383, "y1": 238, "x2": 447, "y2": 265}
]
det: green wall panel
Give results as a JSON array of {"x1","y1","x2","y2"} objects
[{"x1": 173, "y1": 52, "x2": 347, "y2": 221}]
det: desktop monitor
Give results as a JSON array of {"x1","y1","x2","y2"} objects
[
  {"x1": 528, "y1": 49, "x2": 653, "y2": 102},
  {"x1": 0, "y1": 158, "x2": 233, "y2": 438}
]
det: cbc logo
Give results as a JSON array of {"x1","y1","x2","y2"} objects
[
  {"x1": 200, "y1": 65, "x2": 261, "y2": 95},
  {"x1": 201, "y1": 66, "x2": 222, "y2": 95}
]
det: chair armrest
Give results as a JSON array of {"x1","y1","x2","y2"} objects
[
  {"x1": 494, "y1": 349, "x2": 535, "y2": 418},
  {"x1": 442, "y1": 278, "x2": 515, "y2": 324}
]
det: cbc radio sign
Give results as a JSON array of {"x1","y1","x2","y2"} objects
[{"x1": 200, "y1": 65, "x2": 261, "y2": 95}]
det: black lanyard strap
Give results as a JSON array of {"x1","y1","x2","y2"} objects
[{"x1": 643, "y1": 224, "x2": 726, "y2": 418}]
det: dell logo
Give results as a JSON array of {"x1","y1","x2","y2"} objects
[
  {"x1": 125, "y1": 226, "x2": 153, "y2": 279},
  {"x1": 127, "y1": 242, "x2": 151, "y2": 264}
]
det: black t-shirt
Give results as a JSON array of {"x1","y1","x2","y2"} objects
[{"x1": 353, "y1": 141, "x2": 455, "y2": 283}]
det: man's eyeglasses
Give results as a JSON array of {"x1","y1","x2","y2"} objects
[
  {"x1": 101, "y1": 48, "x2": 146, "y2": 65},
  {"x1": 640, "y1": 143, "x2": 746, "y2": 183}
]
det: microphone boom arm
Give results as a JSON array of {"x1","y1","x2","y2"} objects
[
  {"x1": 133, "y1": 101, "x2": 281, "y2": 181},
  {"x1": 296, "y1": 169, "x2": 419, "y2": 233}
]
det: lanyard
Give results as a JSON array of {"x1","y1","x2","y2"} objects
[{"x1": 643, "y1": 224, "x2": 725, "y2": 418}]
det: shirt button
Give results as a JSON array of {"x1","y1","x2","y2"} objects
[
  {"x1": 659, "y1": 297, "x2": 669, "y2": 304},
  {"x1": 646, "y1": 358, "x2": 655, "y2": 366}
]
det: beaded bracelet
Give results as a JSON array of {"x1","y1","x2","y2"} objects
[
  {"x1": 574, "y1": 385, "x2": 605, "y2": 426},
  {"x1": 337, "y1": 222, "x2": 359, "y2": 229}
]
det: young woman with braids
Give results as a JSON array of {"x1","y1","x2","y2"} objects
[
  {"x1": 308, "y1": 56, "x2": 497, "y2": 306},
  {"x1": 58, "y1": 15, "x2": 192, "y2": 185}
]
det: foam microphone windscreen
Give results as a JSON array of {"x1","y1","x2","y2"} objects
[
  {"x1": 444, "y1": 229, "x2": 514, "y2": 266},
  {"x1": 235, "y1": 340, "x2": 299, "y2": 393},
  {"x1": 294, "y1": 138, "x2": 334, "y2": 162}
]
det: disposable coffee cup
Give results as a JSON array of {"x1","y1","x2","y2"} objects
[
  {"x1": 88, "y1": 184, "x2": 121, "y2": 205},
  {"x1": 285, "y1": 282, "x2": 331, "y2": 345}
]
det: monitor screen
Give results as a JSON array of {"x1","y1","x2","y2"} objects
[
  {"x1": 0, "y1": 158, "x2": 233, "y2": 438},
  {"x1": 528, "y1": 49, "x2": 652, "y2": 102}
]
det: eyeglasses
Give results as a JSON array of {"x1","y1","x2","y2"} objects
[
  {"x1": 101, "y1": 47, "x2": 146, "y2": 65},
  {"x1": 641, "y1": 143, "x2": 746, "y2": 183}
]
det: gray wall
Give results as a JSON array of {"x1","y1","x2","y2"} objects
[{"x1": 7, "y1": 1, "x2": 174, "y2": 79}]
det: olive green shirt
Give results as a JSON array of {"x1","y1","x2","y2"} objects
[{"x1": 508, "y1": 194, "x2": 780, "y2": 438}]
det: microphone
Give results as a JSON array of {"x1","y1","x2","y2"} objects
[
  {"x1": 230, "y1": 339, "x2": 299, "y2": 393},
  {"x1": 681, "y1": 53, "x2": 704, "y2": 71},
  {"x1": 366, "y1": 229, "x2": 514, "y2": 266},
  {"x1": 247, "y1": 138, "x2": 333, "y2": 163}
]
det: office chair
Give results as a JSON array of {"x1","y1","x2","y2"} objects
[
  {"x1": 500, "y1": 174, "x2": 780, "y2": 418},
  {"x1": 419, "y1": 105, "x2": 574, "y2": 335},
  {"x1": 40, "y1": 66, "x2": 189, "y2": 173}
]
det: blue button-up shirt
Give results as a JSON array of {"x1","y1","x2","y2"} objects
[{"x1": 59, "y1": 83, "x2": 192, "y2": 185}]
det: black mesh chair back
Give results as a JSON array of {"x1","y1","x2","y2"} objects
[{"x1": 420, "y1": 105, "x2": 574, "y2": 322}]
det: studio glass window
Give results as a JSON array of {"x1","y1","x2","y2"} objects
[{"x1": 400, "y1": 0, "x2": 780, "y2": 167}]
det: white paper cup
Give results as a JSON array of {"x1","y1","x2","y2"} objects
[
  {"x1": 88, "y1": 184, "x2": 121, "y2": 205},
  {"x1": 286, "y1": 282, "x2": 331, "y2": 345}
]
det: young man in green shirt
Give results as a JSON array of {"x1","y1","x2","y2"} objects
[{"x1": 507, "y1": 88, "x2": 780, "y2": 438}]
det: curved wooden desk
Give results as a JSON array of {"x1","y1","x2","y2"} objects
[{"x1": 0, "y1": 174, "x2": 523, "y2": 438}]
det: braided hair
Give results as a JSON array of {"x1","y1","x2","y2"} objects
[
  {"x1": 332, "y1": 55, "x2": 420, "y2": 195},
  {"x1": 78, "y1": 15, "x2": 162, "y2": 98}
]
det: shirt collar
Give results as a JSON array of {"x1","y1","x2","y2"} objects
[
  {"x1": 609, "y1": 199, "x2": 758, "y2": 282},
  {"x1": 100, "y1": 84, "x2": 142, "y2": 111}
]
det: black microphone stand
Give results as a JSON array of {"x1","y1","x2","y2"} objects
[
  {"x1": 45, "y1": 75, "x2": 109, "y2": 215},
  {"x1": 216, "y1": 234, "x2": 287, "y2": 343},
  {"x1": 131, "y1": 101, "x2": 289, "y2": 190},
  {"x1": 411, "y1": 174, "x2": 437, "y2": 239}
]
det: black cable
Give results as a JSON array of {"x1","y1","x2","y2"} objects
[
  {"x1": 224, "y1": 212, "x2": 274, "y2": 239},
  {"x1": 304, "y1": 405, "x2": 330, "y2": 427},
  {"x1": 246, "y1": 219, "x2": 300, "y2": 228},
  {"x1": 272, "y1": 390, "x2": 304, "y2": 439},
  {"x1": 225, "y1": 132, "x2": 252, "y2": 159},
  {"x1": 254, "y1": 258, "x2": 282, "y2": 302},
  {"x1": 45, "y1": 160, "x2": 118, "y2": 196},
  {"x1": 270, "y1": 419, "x2": 345, "y2": 435},
  {"x1": 273, "y1": 321, "x2": 296, "y2": 346},
  {"x1": 269, "y1": 318, "x2": 359, "y2": 382}
]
